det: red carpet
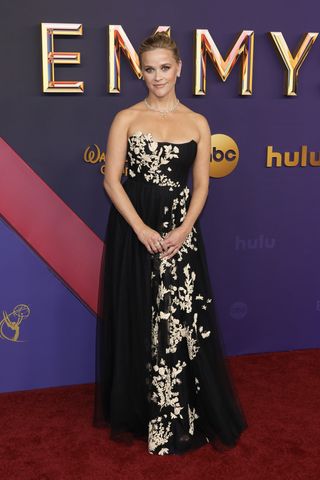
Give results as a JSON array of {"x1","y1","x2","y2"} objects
[{"x1": 0, "y1": 348, "x2": 319, "y2": 480}]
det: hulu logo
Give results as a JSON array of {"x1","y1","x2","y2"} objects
[
  {"x1": 235, "y1": 234, "x2": 275, "y2": 251},
  {"x1": 266, "y1": 146, "x2": 320, "y2": 167}
]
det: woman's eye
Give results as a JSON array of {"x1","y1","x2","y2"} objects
[{"x1": 145, "y1": 66, "x2": 170, "y2": 73}]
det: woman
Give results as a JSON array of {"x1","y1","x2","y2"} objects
[{"x1": 94, "y1": 31, "x2": 248, "y2": 456}]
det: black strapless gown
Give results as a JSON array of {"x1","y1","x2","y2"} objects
[{"x1": 94, "y1": 131, "x2": 248, "y2": 455}]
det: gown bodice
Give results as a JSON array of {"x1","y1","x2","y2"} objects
[{"x1": 126, "y1": 131, "x2": 198, "y2": 191}]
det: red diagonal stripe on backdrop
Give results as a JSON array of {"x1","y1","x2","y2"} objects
[{"x1": 0, "y1": 137, "x2": 104, "y2": 315}]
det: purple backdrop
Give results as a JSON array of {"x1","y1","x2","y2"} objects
[{"x1": 1, "y1": 0, "x2": 319, "y2": 393}]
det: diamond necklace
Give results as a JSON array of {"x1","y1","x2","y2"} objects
[{"x1": 144, "y1": 97, "x2": 180, "y2": 119}]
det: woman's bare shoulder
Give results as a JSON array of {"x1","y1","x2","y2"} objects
[
  {"x1": 112, "y1": 102, "x2": 145, "y2": 124},
  {"x1": 109, "y1": 104, "x2": 142, "y2": 132},
  {"x1": 179, "y1": 104, "x2": 209, "y2": 123}
]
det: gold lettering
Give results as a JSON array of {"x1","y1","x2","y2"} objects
[
  {"x1": 266, "y1": 145, "x2": 320, "y2": 167},
  {"x1": 194, "y1": 29, "x2": 254, "y2": 95},
  {"x1": 269, "y1": 32, "x2": 318, "y2": 96},
  {"x1": 108, "y1": 25, "x2": 170, "y2": 93},
  {"x1": 41, "y1": 23, "x2": 84, "y2": 93}
]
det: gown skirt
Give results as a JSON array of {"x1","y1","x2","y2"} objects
[{"x1": 94, "y1": 131, "x2": 248, "y2": 455}]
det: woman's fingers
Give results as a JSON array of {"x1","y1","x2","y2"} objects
[
  {"x1": 150, "y1": 239, "x2": 162, "y2": 253},
  {"x1": 160, "y1": 244, "x2": 179, "y2": 259},
  {"x1": 143, "y1": 228, "x2": 183, "y2": 257},
  {"x1": 149, "y1": 236, "x2": 168, "y2": 254}
]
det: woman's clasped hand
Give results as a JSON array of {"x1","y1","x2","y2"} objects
[{"x1": 135, "y1": 224, "x2": 190, "y2": 260}]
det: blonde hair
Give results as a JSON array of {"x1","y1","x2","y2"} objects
[{"x1": 138, "y1": 31, "x2": 181, "y2": 64}]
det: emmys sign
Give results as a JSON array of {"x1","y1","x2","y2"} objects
[{"x1": 41, "y1": 24, "x2": 318, "y2": 96}]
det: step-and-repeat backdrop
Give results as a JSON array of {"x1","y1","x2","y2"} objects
[{"x1": 1, "y1": 0, "x2": 319, "y2": 393}]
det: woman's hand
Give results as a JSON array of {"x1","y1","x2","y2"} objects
[
  {"x1": 135, "y1": 224, "x2": 168, "y2": 255},
  {"x1": 160, "y1": 225, "x2": 191, "y2": 260}
]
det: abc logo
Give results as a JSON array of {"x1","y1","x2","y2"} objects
[{"x1": 210, "y1": 134, "x2": 239, "y2": 178}]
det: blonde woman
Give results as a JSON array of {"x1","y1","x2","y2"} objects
[{"x1": 94, "y1": 31, "x2": 248, "y2": 456}]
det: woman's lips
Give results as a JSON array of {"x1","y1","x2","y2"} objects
[{"x1": 154, "y1": 84, "x2": 166, "y2": 88}]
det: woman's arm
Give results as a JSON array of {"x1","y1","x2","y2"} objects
[
  {"x1": 103, "y1": 109, "x2": 166, "y2": 255},
  {"x1": 180, "y1": 114, "x2": 211, "y2": 233},
  {"x1": 103, "y1": 109, "x2": 146, "y2": 234},
  {"x1": 158, "y1": 114, "x2": 211, "y2": 260}
]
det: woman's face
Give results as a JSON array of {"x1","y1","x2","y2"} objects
[{"x1": 141, "y1": 48, "x2": 182, "y2": 98}]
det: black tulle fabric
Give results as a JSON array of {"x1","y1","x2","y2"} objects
[{"x1": 94, "y1": 132, "x2": 248, "y2": 455}]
